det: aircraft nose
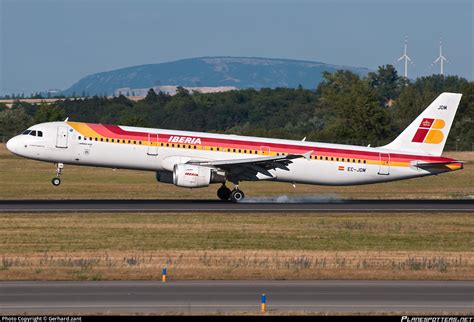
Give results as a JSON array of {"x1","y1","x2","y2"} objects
[{"x1": 6, "y1": 136, "x2": 19, "y2": 154}]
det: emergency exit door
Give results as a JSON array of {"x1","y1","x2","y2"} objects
[
  {"x1": 147, "y1": 133, "x2": 159, "y2": 155},
  {"x1": 378, "y1": 153, "x2": 390, "y2": 175}
]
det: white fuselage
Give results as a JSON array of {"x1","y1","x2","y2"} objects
[{"x1": 6, "y1": 121, "x2": 460, "y2": 187}]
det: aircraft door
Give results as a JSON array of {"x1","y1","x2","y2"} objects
[
  {"x1": 378, "y1": 153, "x2": 390, "y2": 175},
  {"x1": 56, "y1": 126, "x2": 68, "y2": 148},
  {"x1": 147, "y1": 133, "x2": 159, "y2": 155}
]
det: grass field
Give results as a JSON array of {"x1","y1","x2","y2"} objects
[
  {"x1": 0, "y1": 144, "x2": 472, "y2": 200},
  {"x1": 1, "y1": 144, "x2": 472, "y2": 281},
  {"x1": 0, "y1": 212, "x2": 472, "y2": 281}
]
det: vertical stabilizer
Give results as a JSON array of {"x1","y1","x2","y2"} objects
[{"x1": 382, "y1": 92, "x2": 462, "y2": 156}]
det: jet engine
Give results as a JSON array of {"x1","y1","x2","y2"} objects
[{"x1": 173, "y1": 164, "x2": 225, "y2": 188}]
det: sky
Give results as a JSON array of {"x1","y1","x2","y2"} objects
[{"x1": 0, "y1": 0, "x2": 472, "y2": 95}]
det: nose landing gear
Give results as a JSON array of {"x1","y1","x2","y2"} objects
[{"x1": 52, "y1": 163, "x2": 64, "y2": 186}]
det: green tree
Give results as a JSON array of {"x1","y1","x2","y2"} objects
[
  {"x1": 34, "y1": 104, "x2": 66, "y2": 123},
  {"x1": 0, "y1": 108, "x2": 34, "y2": 138},
  {"x1": 175, "y1": 86, "x2": 190, "y2": 97},
  {"x1": 144, "y1": 88, "x2": 158, "y2": 104},
  {"x1": 367, "y1": 64, "x2": 402, "y2": 105},
  {"x1": 318, "y1": 71, "x2": 392, "y2": 145}
]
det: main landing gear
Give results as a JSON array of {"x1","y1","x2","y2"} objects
[
  {"x1": 217, "y1": 184, "x2": 245, "y2": 202},
  {"x1": 51, "y1": 163, "x2": 64, "y2": 186}
]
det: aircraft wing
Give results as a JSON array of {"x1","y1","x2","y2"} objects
[{"x1": 188, "y1": 151, "x2": 312, "y2": 181}]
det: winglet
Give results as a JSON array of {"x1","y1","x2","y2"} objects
[{"x1": 64, "y1": 117, "x2": 69, "y2": 122}]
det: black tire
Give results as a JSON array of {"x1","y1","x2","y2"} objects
[
  {"x1": 230, "y1": 189, "x2": 245, "y2": 202},
  {"x1": 52, "y1": 177, "x2": 61, "y2": 186},
  {"x1": 217, "y1": 186, "x2": 231, "y2": 200}
]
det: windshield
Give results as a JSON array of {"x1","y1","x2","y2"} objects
[{"x1": 21, "y1": 129, "x2": 43, "y2": 137}]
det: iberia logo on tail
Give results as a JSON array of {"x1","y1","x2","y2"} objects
[{"x1": 412, "y1": 118, "x2": 445, "y2": 144}]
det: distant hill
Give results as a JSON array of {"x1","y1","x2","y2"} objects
[{"x1": 62, "y1": 57, "x2": 370, "y2": 96}]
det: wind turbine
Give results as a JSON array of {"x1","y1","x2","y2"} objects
[
  {"x1": 431, "y1": 38, "x2": 448, "y2": 75},
  {"x1": 395, "y1": 36, "x2": 414, "y2": 78}
]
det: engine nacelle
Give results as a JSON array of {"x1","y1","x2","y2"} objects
[{"x1": 173, "y1": 164, "x2": 225, "y2": 188}]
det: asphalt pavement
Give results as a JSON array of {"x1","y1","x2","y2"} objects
[
  {"x1": 1, "y1": 280, "x2": 472, "y2": 314},
  {"x1": 0, "y1": 199, "x2": 472, "y2": 213}
]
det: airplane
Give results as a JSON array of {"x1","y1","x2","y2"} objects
[{"x1": 6, "y1": 92, "x2": 464, "y2": 202}]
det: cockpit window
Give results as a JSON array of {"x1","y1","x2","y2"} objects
[{"x1": 21, "y1": 129, "x2": 43, "y2": 137}]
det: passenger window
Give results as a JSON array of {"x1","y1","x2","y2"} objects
[
  {"x1": 95, "y1": 138, "x2": 98, "y2": 141},
  {"x1": 100, "y1": 138, "x2": 103, "y2": 142},
  {"x1": 78, "y1": 136, "x2": 82, "y2": 140},
  {"x1": 364, "y1": 160, "x2": 367, "y2": 164},
  {"x1": 106, "y1": 138, "x2": 109, "y2": 142},
  {"x1": 133, "y1": 141, "x2": 136, "y2": 144},
  {"x1": 112, "y1": 139, "x2": 115, "y2": 143}
]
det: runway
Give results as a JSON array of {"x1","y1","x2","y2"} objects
[
  {"x1": 0, "y1": 199, "x2": 472, "y2": 213},
  {"x1": 0, "y1": 280, "x2": 472, "y2": 314}
]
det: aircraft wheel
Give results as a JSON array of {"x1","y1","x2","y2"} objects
[
  {"x1": 217, "y1": 185, "x2": 232, "y2": 200},
  {"x1": 230, "y1": 189, "x2": 245, "y2": 203},
  {"x1": 52, "y1": 177, "x2": 61, "y2": 186}
]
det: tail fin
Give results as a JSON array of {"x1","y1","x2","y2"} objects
[{"x1": 382, "y1": 92, "x2": 462, "y2": 156}]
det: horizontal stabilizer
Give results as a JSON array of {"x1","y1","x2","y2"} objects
[{"x1": 411, "y1": 160, "x2": 463, "y2": 171}]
